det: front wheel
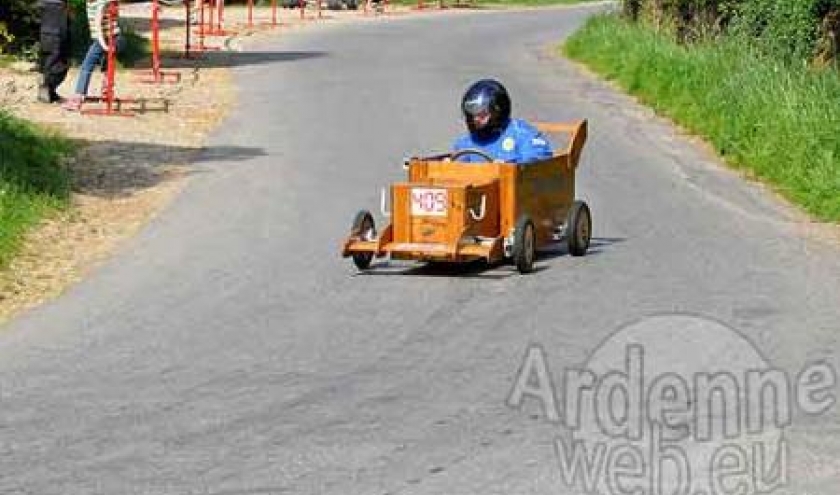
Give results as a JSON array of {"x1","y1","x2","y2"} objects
[
  {"x1": 513, "y1": 215, "x2": 536, "y2": 274},
  {"x1": 350, "y1": 210, "x2": 376, "y2": 270}
]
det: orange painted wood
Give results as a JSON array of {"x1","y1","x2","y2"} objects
[{"x1": 344, "y1": 120, "x2": 588, "y2": 263}]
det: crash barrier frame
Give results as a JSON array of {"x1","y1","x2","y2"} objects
[
  {"x1": 82, "y1": 1, "x2": 135, "y2": 117},
  {"x1": 362, "y1": 0, "x2": 391, "y2": 16},
  {"x1": 256, "y1": 0, "x2": 282, "y2": 27},
  {"x1": 414, "y1": 0, "x2": 444, "y2": 9},
  {"x1": 186, "y1": 0, "x2": 222, "y2": 55},
  {"x1": 240, "y1": 0, "x2": 282, "y2": 29},
  {"x1": 244, "y1": 0, "x2": 282, "y2": 29},
  {"x1": 137, "y1": 0, "x2": 182, "y2": 83},
  {"x1": 296, "y1": 0, "x2": 324, "y2": 21},
  {"x1": 205, "y1": 0, "x2": 235, "y2": 36},
  {"x1": 414, "y1": 0, "x2": 475, "y2": 9}
]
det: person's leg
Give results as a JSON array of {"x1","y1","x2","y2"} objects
[
  {"x1": 97, "y1": 34, "x2": 123, "y2": 73},
  {"x1": 37, "y1": 37, "x2": 56, "y2": 103},
  {"x1": 41, "y1": 34, "x2": 69, "y2": 102},
  {"x1": 64, "y1": 40, "x2": 105, "y2": 110},
  {"x1": 74, "y1": 40, "x2": 106, "y2": 96},
  {"x1": 52, "y1": 24, "x2": 72, "y2": 98},
  {"x1": 38, "y1": 2, "x2": 67, "y2": 103}
]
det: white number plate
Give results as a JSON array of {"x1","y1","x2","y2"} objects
[{"x1": 410, "y1": 188, "x2": 448, "y2": 217}]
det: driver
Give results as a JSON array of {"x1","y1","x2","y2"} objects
[{"x1": 452, "y1": 79, "x2": 554, "y2": 163}]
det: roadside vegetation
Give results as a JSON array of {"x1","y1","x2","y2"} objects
[
  {"x1": 0, "y1": 0, "x2": 148, "y2": 66},
  {"x1": 0, "y1": 112, "x2": 74, "y2": 268},
  {"x1": 0, "y1": 0, "x2": 146, "y2": 269},
  {"x1": 564, "y1": 0, "x2": 840, "y2": 221}
]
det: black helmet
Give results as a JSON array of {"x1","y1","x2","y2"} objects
[{"x1": 461, "y1": 79, "x2": 511, "y2": 140}]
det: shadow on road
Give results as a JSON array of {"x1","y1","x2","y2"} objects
[
  {"x1": 358, "y1": 259, "x2": 516, "y2": 279},
  {"x1": 353, "y1": 237, "x2": 626, "y2": 278},
  {"x1": 71, "y1": 139, "x2": 267, "y2": 198},
  {"x1": 144, "y1": 50, "x2": 329, "y2": 69},
  {"x1": 539, "y1": 236, "x2": 626, "y2": 260}
]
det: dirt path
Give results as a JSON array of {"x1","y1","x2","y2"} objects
[{"x1": 0, "y1": 2, "x2": 415, "y2": 324}]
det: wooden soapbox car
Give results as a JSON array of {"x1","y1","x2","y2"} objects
[{"x1": 341, "y1": 120, "x2": 591, "y2": 274}]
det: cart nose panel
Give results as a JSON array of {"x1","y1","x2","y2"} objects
[{"x1": 392, "y1": 183, "x2": 467, "y2": 245}]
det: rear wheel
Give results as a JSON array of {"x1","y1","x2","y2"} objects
[
  {"x1": 350, "y1": 210, "x2": 376, "y2": 270},
  {"x1": 566, "y1": 200, "x2": 591, "y2": 257},
  {"x1": 513, "y1": 215, "x2": 536, "y2": 274}
]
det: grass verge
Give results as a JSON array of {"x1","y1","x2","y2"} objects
[
  {"x1": 0, "y1": 111, "x2": 74, "y2": 268},
  {"x1": 564, "y1": 14, "x2": 840, "y2": 222}
]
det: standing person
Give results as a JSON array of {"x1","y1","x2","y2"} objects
[
  {"x1": 62, "y1": 0, "x2": 122, "y2": 111},
  {"x1": 38, "y1": 0, "x2": 71, "y2": 104},
  {"x1": 452, "y1": 79, "x2": 554, "y2": 164}
]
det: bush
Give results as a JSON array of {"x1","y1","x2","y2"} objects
[
  {"x1": 618, "y1": 0, "x2": 840, "y2": 66},
  {"x1": 70, "y1": 0, "x2": 92, "y2": 60},
  {"x1": 731, "y1": 0, "x2": 825, "y2": 62},
  {"x1": 565, "y1": 14, "x2": 840, "y2": 220},
  {"x1": 0, "y1": 0, "x2": 39, "y2": 55}
]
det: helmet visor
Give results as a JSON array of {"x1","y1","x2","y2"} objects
[
  {"x1": 464, "y1": 94, "x2": 490, "y2": 115},
  {"x1": 463, "y1": 93, "x2": 492, "y2": 130}
]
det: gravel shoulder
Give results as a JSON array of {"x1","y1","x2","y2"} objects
[{"x1": 0, "y1": 2, "x2": 415, "y2": 324}]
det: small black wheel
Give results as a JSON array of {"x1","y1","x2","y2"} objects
[
  {"x1": 513, "y1": 215, "x2": 537, "y2": 274},
  {"x1": 566, "y1": 200, "x2": 591, "y2": 257},
  {"x1": 350, "y1": 210, "x2": 376, "y2": 270}
]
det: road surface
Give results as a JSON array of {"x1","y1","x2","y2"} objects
[{"x1": 1, "y1": 5, "x2": 838, "y2": 495}]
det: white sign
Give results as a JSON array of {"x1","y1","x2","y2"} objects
[{"x1": 410, "y1": 188, "x2": 448, "y2": 217}]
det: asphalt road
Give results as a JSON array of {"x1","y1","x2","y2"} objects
[{"x1": 1, "y1": 5, "x2": 838, "y2": 495}]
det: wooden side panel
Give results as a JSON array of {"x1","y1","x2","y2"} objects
[
  {"x1": 463, "y1": 181, "x2": 500, "y2": 238},
  {"x1": 401, "y1": 121, "x2": 589, "y2": 248},
  {"x1": 410, "y1": 217, "x2": 450, "y2": 244},
  {"x1": 424, "y1": 162, "x2": 503, "y2": 184},
  {"x1": 392, "y1": 184, "x2": 412, "y2": 243},
  {"x1": 514, "y1": 157, "x2": 576, "y2": 244},
  {"x1": 499, "y1": 166, "x2": 517, "y2": 236},
  {"x1": 408, "y1": 161, "x2": 428, "y2": 182},
  {"x1": 446, "y1": 187, "x2": 467, "y2": 246},
  {"x1": 394, "y1": 182, "x2": 470, "y2": 246},
  {"x1": 535, "y1": 119, "x2": 588, "y2": 170}
]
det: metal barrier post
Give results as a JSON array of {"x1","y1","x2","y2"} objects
[
  {"x1": 83, "y1": 1, "x2": 134, "y2": 116},
  {"x1": 259, "y1": 0, "x2": 281, "y2": 27},
  {"x1": 139, "y1": 0, "x2": 181, "y2": 83}
]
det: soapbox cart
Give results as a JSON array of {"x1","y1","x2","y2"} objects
[{"x1": 341, "y1": 120, "x2": 591, "y2": 274}]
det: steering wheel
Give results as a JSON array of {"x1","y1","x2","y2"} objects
[{"x1": 450, "y1": 148, "x2": 495, "y2": 163}]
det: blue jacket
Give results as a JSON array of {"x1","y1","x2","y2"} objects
[{"x1": 452, "y1": 118, "x2": 554, "y2": 164}]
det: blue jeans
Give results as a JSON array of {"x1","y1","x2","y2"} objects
[{"x1": 74, "y1": 35, "x2": 123, "y2": 96}]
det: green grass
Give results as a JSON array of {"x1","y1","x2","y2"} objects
[
  {"x1": 564, "y1": 14, "x2": 840, "y2": 222},
  {"x1": 0, "y1": 111, "x2": 74, "y2": 267}
]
